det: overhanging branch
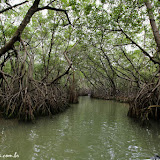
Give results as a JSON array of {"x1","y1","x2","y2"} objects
[
  {"x1": 120, "y1": 28, "x2": 160, "y2": 65},
  {"x1": 0, "y1": 1, "x2": 28, "y2": 14},
  {"x1": 47, "y1": 64, "x2": 72, "y2": 86},
  {"x1": 0, "y1": 0, "x2": 71, "y2": 58},
  {"x1": 37, "y1": 6, "x2": 71, "y2": 25}
]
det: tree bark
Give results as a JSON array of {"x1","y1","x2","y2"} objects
[
  {"x1": 145, "y1": 0, "x2": 160, "y2": 52},
  {"x1": 0, "y1": 0, "x2": 40, "y2": 57},
  {"x1": 0, "y1": 1, "x2": 28, "y2": 14},
  {"x1": 0, "y1": 0, "x2": 70, "y2": 58}
]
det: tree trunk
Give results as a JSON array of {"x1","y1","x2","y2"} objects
[
  {"x1": 0, "y1": 0, "x2": 40, "y2": 57},
  {"x1": 145, "y1": 0, "x2": 160, "y2": 52},
  {"x1": 69, "y1": 71, "x2": 78, "y2": 103}
]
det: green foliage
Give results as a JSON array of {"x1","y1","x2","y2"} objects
[
  {"x1": 84, "y1": 4, "x2": 92, "y2": 15},
  {"x1": 101, "y1": 0, "x2": 105, "y2": 3},
  {"x1": 0, "y1": 0, "x2": 159, "y2": 95}
]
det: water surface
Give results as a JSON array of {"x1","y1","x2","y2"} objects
[{"x1": 0, "y1": 97, "x2": 160, "y2": 160}]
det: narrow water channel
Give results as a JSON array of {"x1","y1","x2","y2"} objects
[{"x1": 0, "y1": 96, "x2": 160, "y2": 160}]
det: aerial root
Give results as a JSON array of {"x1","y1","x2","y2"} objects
[
  {"x1": 0, "y1": 78, "x2": 69, "y2": 122},
  {"x1": 128, "y1": 82, "x2": 160, "y2": 123}
]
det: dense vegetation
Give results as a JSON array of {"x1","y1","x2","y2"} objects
[{"x1": 0, "y1": 0, "x2": 160, "y2": 122}]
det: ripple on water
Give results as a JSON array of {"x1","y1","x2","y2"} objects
[{"x1": 0, "y1": 97, "x2": 160, "y2": 160}]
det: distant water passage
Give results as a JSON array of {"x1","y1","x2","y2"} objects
[{"x1": 0, "y1": 96, "x2": 160, "y2": 160}]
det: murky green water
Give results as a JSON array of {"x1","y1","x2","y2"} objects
[{"x1": 0, "y1": 97, "x2": 160, "y2": 160}]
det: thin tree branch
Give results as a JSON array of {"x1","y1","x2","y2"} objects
[
  {"x1": 37, "y1": 6, "x2": 71, "y2": 25},
  {"x1": 0, "y1": 0, "x2": 71, "y2": 58},
  {"x1": 0, "y1": 70, "x2": 13, "y2": 78},
  {"x1": 120, "y1": 27, "x2": 160, "y2": 65},
  {"x1": 47, "y1": 0, "x2": 56, "y2": 6},
  {"x1": 47, "y1": 65, "x2": 72, "y2": 85},
  {"x1": 0, "y1": 1, "x2": 28, "y2": 14}
]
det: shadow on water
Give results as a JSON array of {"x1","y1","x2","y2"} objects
[{"x1": 0, "y1": 96, "x2": 160, "y2": 160}]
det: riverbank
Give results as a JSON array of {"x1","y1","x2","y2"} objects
[
  {"x1": 0, "y1": 102, "x2": 70, "y2": 123},
  {"x1": 86, "y1": 89, "x2": 160, "y2": 123},
  {"x1": 90, "y1": 92, "x2": 134, "y2": 103},
  {"x1": 0, "y1": 84, "x2": 71, "y2": 122}
]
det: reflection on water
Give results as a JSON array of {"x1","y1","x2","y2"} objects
[{"x1": 0, "y1": 96, "x2": 160, "y2": 160}]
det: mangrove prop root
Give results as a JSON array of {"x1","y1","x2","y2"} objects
[
  {"x1": 128, "y1": 82, "x2": 160, "y2": 122},
  {"x1": 0, "y1": 77, "x2": 69, "y2": 122}
]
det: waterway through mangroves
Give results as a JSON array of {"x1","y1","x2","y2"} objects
[{"x1": 0, "y1": 97, "x2": 160, "y2": 160}]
